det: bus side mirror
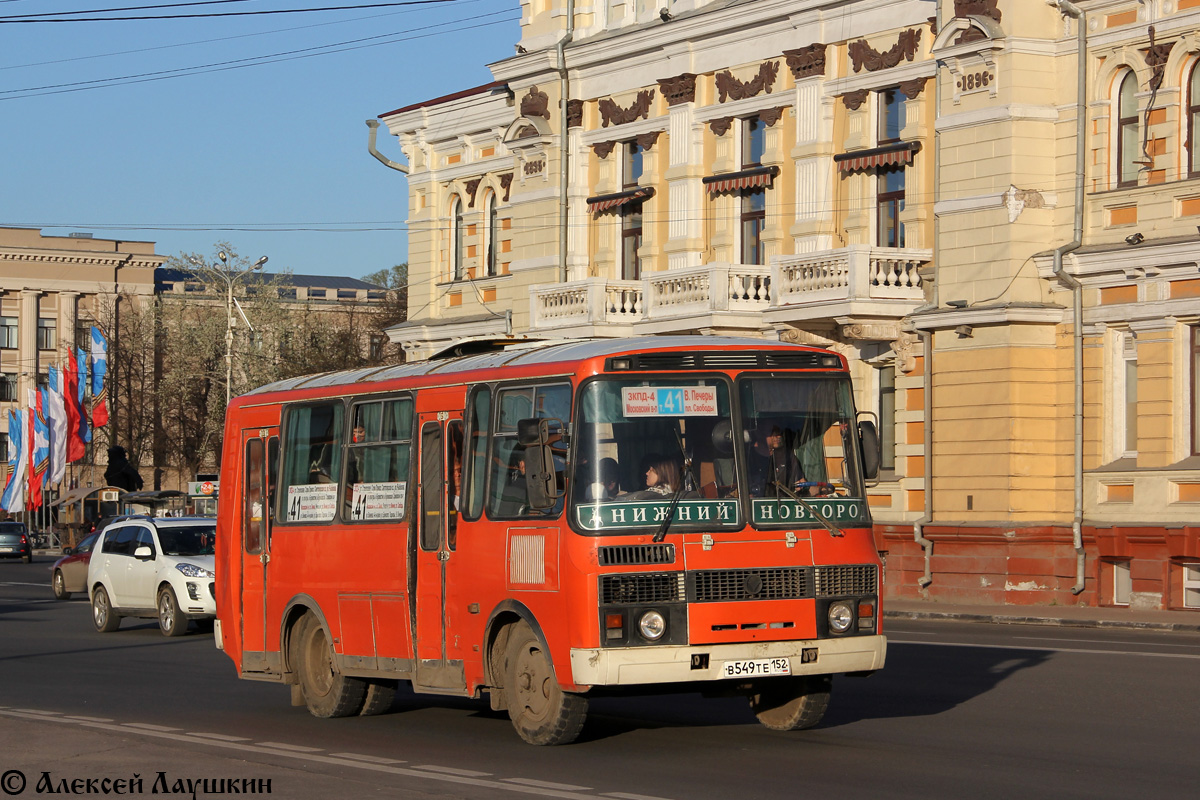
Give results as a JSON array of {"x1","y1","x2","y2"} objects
[
  {"x1": 858, "y1": 419, "x2": 880, "y2": 482},
  {"x1": 518, "y1": 418, "x2": 562, "y2": 510}
]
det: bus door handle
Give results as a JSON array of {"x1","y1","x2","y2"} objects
[
  {"x1": 260, "y1": 553, "x2": 270, "y2": 565},
  {"x1": 438, "y1": 550, "x2": 450, "y2": 562}
]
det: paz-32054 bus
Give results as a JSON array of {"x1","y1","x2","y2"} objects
[{"x1": 215, "y1": 336, "x2": 886, "y2": 745}]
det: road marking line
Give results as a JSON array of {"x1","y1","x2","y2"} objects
[
  {"x1": 65, "y1": 716, "x2": 113, "y2": 723},
  {"x1": 1011, "y1": 635, "x2": 1200, "y2": 649},
  {"x1": 0, "y1": 709, "x2": 666, "y2": 800},
  {"x1": 14, "y1": 709, "x2": 61, "y2": 715},
  {"x1": 330, "y1": 753, "x2": 406, "y2": 764},
  {"x1": 506, "y1": 779, "x2": 593, "y2": 791},
  {"x1": 123, "y1": 723, "x2": 182, "y2": 732},
  {"x1": 892, "y1": 639, "x2": 1200, "y2": 659},
  {"x1": 413, "y1": 765, "x2": 493, "y2": 777},
  {"x1": 189, "y1": 732, "x2": 251, "y2": 742},
  {"x1": 256, "y1": 741, "x2": 324, "y2": 752},
  {"x1": 0, "y1": 582, "x2": 54, "y2": 588}
]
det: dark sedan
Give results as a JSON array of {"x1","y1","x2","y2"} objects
[
  {"x1": 0, "y1": 521, "x2": 31, "y2": 563},
  {"x1": 51, "y1": 531, "x2": 100, "y2": 600}
]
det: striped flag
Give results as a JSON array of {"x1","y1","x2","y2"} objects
[
  {"x1": 90, "y1": 326, "x2": 109, "y2": 428},
  {"x1": 1, "y1": 410, "x2": 26, "y2": 513},
  {"x1": 46, "y1": 366, "x2": 67, "y2": 485}
]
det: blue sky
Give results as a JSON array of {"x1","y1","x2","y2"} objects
[{"x1": 0, "y1": 0, "x2": 519, "y2": 281}]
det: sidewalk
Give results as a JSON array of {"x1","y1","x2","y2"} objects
[{"x1": 884, "y1": 598, "x2": 1200, "y2": 633}]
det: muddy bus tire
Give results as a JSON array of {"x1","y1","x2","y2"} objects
[
  {"x1": 294, "y1": 615, "x2": 367, "y2": 718},
  {"x1": 749, "y1": 675, "x2": 832, "y2": 731},
  {"x1": 504, "y1": 622, "x2": 587, "y2": 745},
  {"x1": 360, "y1": 679, "x2": 398, "y2": 716}
]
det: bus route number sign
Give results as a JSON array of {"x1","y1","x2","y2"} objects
[{"x1": 622, "y1": 386, "x2": 717, "y2": 417}]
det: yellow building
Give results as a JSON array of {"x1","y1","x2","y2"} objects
[{"x1": 375, "y1": 0, "x2": 1200, "y2": 612}]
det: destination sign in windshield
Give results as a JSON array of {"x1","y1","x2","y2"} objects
[{"x1": 621, "y1": 386, "x2": 718, "y2": 417}]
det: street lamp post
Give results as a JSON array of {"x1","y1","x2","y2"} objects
[{"x1": 190, "y1": 251, "x2": 268, "y2": 406}]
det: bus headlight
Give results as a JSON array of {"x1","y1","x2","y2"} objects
[
  {"x1": 638, "y1": 610, "x2": 666, "y2": 641},
  {"x1": 828, "y1": 601, "x2": 854, "y2": 634}
]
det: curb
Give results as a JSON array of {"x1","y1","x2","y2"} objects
[{"x1": 884, "y1": 608, "x2": 1200, "y2": 634}]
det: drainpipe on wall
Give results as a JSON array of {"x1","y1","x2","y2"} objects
[
  {"x1": 1050, "y1": 0, "x2": 1087, "y2": 595},
  {"x1": 365, "y1": 119, "x2": 410, "y2": 174},
  {"x1": 556, "y1": 0, "x2": 576, "y2": 283}
]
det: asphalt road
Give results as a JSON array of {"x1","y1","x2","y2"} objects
[{"x1": 3, "y1": 556, "x2": 1199, "y2": 799}]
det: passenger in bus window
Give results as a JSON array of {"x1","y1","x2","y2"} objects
[
  {"x1": 622, "y1": 456, "x2": 680, "y2": 500},
  {"x1": 747, "y1": 423, "x2": 813, "y2": 497},
  {"x1": 583, "y1": 457, "x2": 621, "y2": 501}
]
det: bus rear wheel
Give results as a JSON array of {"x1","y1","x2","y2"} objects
[
  {"x1": 294, "y1": 615, "x2": 366, "y2": 718},
  {"x1": 504, "y1": 622, "x2": 587, "y2": 745},
  {"x1": 749, "y1": 675, "x2": 832, "y2": 731}
]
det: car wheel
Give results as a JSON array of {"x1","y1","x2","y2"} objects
[
  {"x1": 748, "y1": 675, "x2": 831, "y2": 731},
  {"x1": 52, "y1": 570, "x2": 71, "y2": 601},
  {"x1": 92, "y1": 586, "x2": 121, "y2": 633},
  {"x1": 504, "y1": 621, "x2": 587, "y2": 745},
  {"x1": 294, "y1": 615, "x2": 366, "y2": 718},
  {"x1": 157, "y1": 587, "x2": 189, "y2": 637}
]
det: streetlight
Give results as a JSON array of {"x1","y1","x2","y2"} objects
[{"x1": 189, "y1": 251, "x2": 268, "y2": 406}]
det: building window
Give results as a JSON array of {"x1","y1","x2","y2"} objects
[
  {"x1": 621, "y1": 141, "x2": 646, "y2": 280},
  {"x1": 879, "y1": 365, "x2": 896, "y2": 472},
  {"x1": 0, "y1": 317, "x2": 16, "y2": 350},
  {"x1": 0, "y1": 433, "x2": 7, "y2": 462},
  {"x1": 1113, "y1": 561, "x2": 1132, "y2": 606},
  {"x1": 1115, "y1": 331, "x2": 1137, "y2": 458},
  {"x1": 452, "y1": 197, "x2": 465, "y2": 281},
  {"x1": 623, "y1": 140, "x2": 644, "y2": 188},
  {"x1": 878, "y1": 167, "x2": 905, "y2": 248},
  {"x1": 0, "y1": 373, "x2": 14, "y2": 402},
  {"x1": 1117, "y1": 72, "x2": 1139, "y2": 188},
  {"x1": 878, "y1": 88, "x2": 906, "y2": 144},
  {"x1": 1184, "y1": 562, "x2": 1200, "y2": 608},
  {"x1": 484, "y1": 192, "x2": 499, "y2": 277},
  {"x1": 740, "y1": 116, "x2": 767, "y2": 265},
  {"x1": 1189, "y1": 62, "x2": 1200, "y2": 179}
]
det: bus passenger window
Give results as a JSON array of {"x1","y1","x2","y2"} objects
[
  {"x1": 464, "y1": 387, "x2": 490, "y2": 520},
  {"x1": 420, "y1": 423, "x2": 443, "y2": 551},
  {"x1": 280, "y1": 402, "x2": 343, "y2": 524},
  {"x1": 346, "y1": 397, "x2": 413, "y2": 522},
  {"x1": 244, "y1": 438, "x2": 264, "y2": 554},
  {"x1": 487, "y1": 383, "x2": 569, "y2": 519}
]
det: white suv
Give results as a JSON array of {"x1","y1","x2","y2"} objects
[{"x1": 87, "y1": 517, "x2": 217, "y2": 637}]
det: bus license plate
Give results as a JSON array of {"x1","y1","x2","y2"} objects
[{"x1": 721, "y1": 657, "x2": 791, "y2": 678}]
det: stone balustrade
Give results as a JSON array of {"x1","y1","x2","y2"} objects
[{"x1": 773, "y1": 246, "x2": 929, "y2": 307}]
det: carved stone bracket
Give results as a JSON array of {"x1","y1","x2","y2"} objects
[
  {"x1": 899, "y1": 77, "x2": 929, "y2": 100},
  {"x1": 783, "y1": 44, "x2": 826, "y2": 80},
  {"x1": 715, "y1": 60, "x2": 779, "y2": 103},
  {"x1": 657, "y1": 73, "x2": 697, "y2": 106},
  {"x1": 842, "y1": 90, "x2": 869, "y2": 111},
  {"x1": 592, "y1": 141, "x2": 617, "y2": 159},
  {"x1": 847, "y1": 28, "x2": 921, "y2": 73},
  {"x1": 954, "y1": 0, "x2": 1001, "y2": 24},
  {"x1": 759, "y1": 106, "x2": 788, "y2": 127},
  {"x1": 465, "y1": 178, "x2": 481, "y2": 207},
  {"x1": 842, "y1": 321, "x2": 902, "y2": 341},
  {"x1": 779, "y1": 327, "x2": 837, "y2": 348},
  {"x1": 520, "y1": 86, "x2": 550, "y2": 120},
  {"x1": 498, "y1": 172, "x2": 513, "y2": 202},
  {"x1": 636, "y1": 132, "x2": 661, "y2": 151},
  {"x1": 709, "y1": 117, "x2": 734, "y2": 136},
  {"x1": 890, "y1": 331, "x2": 919, "y2": 374},
  {"x1": 565, "y1": 98, "x2": 584, "y2": 128},
  {"x1": 599, "y1": 90, "x2": 655, "y2": 127}
]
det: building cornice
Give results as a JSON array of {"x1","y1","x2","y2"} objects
[{"x1": 908, "y1": 304, "x2": 1065, "y2": 330}]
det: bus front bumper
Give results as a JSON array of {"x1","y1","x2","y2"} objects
[{"x1": 570, "y1": 635, "x2": 886, "y2": 687}]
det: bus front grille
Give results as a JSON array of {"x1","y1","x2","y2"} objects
[
  {"x1": 598, "y1": 544, "x2": 676, "y2": 566},
  {"x1": 814, "y1": 564, "x2": 877, "y2": 597},
  {"x1": 688, "y1": 568, "x2": 809, "y2": 602},
  {"x1": 600, "y1": 572, "x2": 685, "y2": 605}
]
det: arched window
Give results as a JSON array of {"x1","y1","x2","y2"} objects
[
  {"x1": 1117, "y1": 72, "x2": 1140, "y2": 188},
  {"x1": 484, "y1": 192, "x2": 499, "y2": 277},
  {"x1": 451, "y1": 197, "x2": 464, "y2": 281},
  {"x1": 1188, "y1": 62, "x2": 1200, "y2": 179}
]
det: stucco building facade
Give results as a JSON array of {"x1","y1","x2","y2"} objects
[{"x1": 376, "y1": 0, "x2": 1200, "y2": 612}]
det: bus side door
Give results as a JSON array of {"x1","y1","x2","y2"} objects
[
  {"x1": 241, "y1": 425, "x2": 279, "y2": 673},
  {"x1": 413, "y1": 407, "x2": 465, "y2": 691}
]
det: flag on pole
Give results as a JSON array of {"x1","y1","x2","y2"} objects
[
  {"x1": 63, "y1": 353, "x2": 86, "y2": 463},
  {"x1": 28, "y1": 389, "x2": 49, "y2": 511},
  {"x1": 46, "y1": 365, "x2": 67, "y2": 485},
  {"x1": 76, "y1": 347, "x2": 92, "y2": 445},
  {"x1": 1, "y1": 410, "x2": 26, "y2": 513},
  {"x1": 90, "y1": 326, "x2": 109, "y2": 428}
]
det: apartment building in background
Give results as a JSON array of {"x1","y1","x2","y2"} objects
[{"x1": 375, "y1": 0, "x2": 1200, "y2": 611}]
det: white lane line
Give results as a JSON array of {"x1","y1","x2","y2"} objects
[
  {"x1": 506, "y1": 779, "x2": 593, "y2": 791},
  {"x1": 123, "y1": 723, "x2": 182, "y2": 732},
  {"x1": 330, "y1": 753, "x2": 407, "y2": 764},
  {"x1": 413, "y1": 765, "x2": 493, "y2": 777},
  {"x1": 189, "y1": 732, "x2": 251, "y2": 742},
  {"x1": 0, "y1": 709, "x2": 664, "y2": 800},
  {"x1": 65, "y1": 716, "x2": 112, "y2": 723},
  {"x1": 0, "y1": 582, "x2": 54, "y2": 588},
  {"x1": 256, "y1": 741, "x2": 324, "y2": 752},
  {"x1": 604, "y1": 794, "x2": 673, "y2": 800},
  {"x1": 1011, "y1": 635, "x2": 1200, "y2": 649},
  {"x1": 892, "y1": 639, "x2": 1200, "y2": 659},
  {"x1": 14, "y1": 709, "x2": 61, "y2": 715}
]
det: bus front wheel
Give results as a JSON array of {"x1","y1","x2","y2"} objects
[
  {"x1": 749, "y1": 675, "x2": 831, "y2": 731},
  {"x1": 504, "y1": 622, "x2": 587, "y2": 745},
  {"x1": 293, "y1": 615, "x2": 367, "y2": 718}
]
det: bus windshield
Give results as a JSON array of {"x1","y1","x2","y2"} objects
[
  {"x1": 573, "y1": 378, "x2": 740, "y2": 533},
  {"x1": 572, "y1": 375, "x2": 869, "y2": 532}
]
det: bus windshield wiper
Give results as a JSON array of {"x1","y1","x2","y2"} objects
[
  {"x1": 653, "y1": 429, "x2": 698, "y2": 543},
  {"x1": 772, "y1": 481, "x2": 843, "y2": 538}
]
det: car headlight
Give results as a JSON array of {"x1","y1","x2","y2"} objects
[
  {"x1": 828, "y1": 601, "x2": 854, "y2": 634},
  {"x1": 638, "y1": 610, "x2": 666, "y2": 641},
  {"x1": 176, "y1": 563, "x2": 214, "y2": 579}
]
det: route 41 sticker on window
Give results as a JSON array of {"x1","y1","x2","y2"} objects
[
  {"x1": 350, "y1": 481, "x2": 407, "y2": 521},
  {"x1": 622, "y1": 386, "x2": 717, "y2": 417}
]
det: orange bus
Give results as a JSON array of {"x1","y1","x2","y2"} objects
[{"x1": 215, "y1": 336, "x2": 886, "y2": 745}]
